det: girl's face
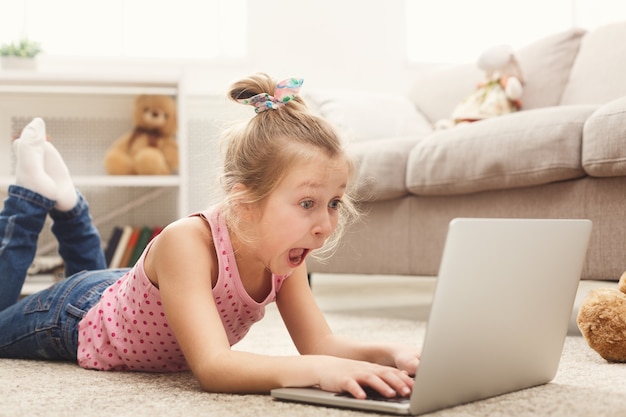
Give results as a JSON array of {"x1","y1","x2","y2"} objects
[{"x1": 251, "y1": 153, "x2": 350, "y2": 276}]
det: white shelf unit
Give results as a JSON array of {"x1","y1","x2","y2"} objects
[{"x1": 0, "y1": 71, "x2": 188, "y2": 260}]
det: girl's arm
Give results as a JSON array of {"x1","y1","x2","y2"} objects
[
  {"x1": 146, "y1": 218, "x2": 302, "y2": 392},
  {"x1": 276, "y1": 267, "x2": 420, "y2": 397},
  {"x1": 147, "y1": 218, "x2": 411, "y2": 397}
]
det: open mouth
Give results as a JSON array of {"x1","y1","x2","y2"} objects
[{"x1": 288, "y1": 248, "x2": 310, "y2": 268}]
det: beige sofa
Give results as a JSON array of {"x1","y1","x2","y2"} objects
[{"x1": 306, "y1": 21, "x2": 626, "y2": 283}]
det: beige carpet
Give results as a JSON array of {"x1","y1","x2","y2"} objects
[{"x1": 1, "y1": 302, "x2": 626, "y2": 417}]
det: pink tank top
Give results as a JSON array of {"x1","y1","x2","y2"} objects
[{"x1": 77, "y1": 209, "x2": 289, "y2": 372}]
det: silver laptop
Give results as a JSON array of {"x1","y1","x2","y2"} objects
[{"x1": 272, "y1": 218, "x2": 592, "y2": 415}]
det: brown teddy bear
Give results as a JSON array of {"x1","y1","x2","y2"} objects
[
  {"x1": 577, "y1": 271, "x2": 626, "y2": 362},
  {"x1": 104, "y1": 94, "x2": 179, "y2": 175}
]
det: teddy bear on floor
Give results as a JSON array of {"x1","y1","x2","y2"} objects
[
  {"x1": 104, "y1": 94, "x2": 178, "y2": 175},
  {"x1": 436, "y1": 44, "x2": 524, "y2": 129},
  {"x1": 577, "y1": 271, "x2": 626, "y2": 362}
]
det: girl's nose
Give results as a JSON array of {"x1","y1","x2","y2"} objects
[{"x1": 313, "y1": 210, "x2": 333, "y2": 238}]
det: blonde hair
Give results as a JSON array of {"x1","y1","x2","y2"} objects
[{"x1": 219, "y1": 73, "x2": 358, "y2": 259}]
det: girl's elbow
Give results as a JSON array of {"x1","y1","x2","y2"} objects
[
  {"x1": 191, "y1": 353, "x2": 261, "y2": 394},
  {"x1": 188, "y1": 352, "x2": 234, "y2": 393}
]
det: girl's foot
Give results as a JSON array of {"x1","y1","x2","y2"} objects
[
  {"x1": 43, "y1": 141, "x2": 77, "y2": 211},
  {"x1": 14, "y1": 118, "x2": 57, "y2": 201}
]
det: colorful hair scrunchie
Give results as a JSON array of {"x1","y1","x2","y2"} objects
[{"x1": 237, "y1": 78, "x2": 304, "y2": 113}]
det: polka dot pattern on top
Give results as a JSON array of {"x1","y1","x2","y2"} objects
[
  {"x1": 77, "y1": 249, "x2": 187, "y2": 372},
  {"x1": 76, "y1": 209, "x2": 289, "y2": 372},
  {"x1": 201, "y1": 209, "x2": 289, "y2": 345}
]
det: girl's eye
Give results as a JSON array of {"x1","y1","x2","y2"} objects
[
  {"x1": 329, "y1": 199, "x2": 341, "y2": 210},
  {"x1": 300, "y1": 200, "x2": 314, "y2": 209}
]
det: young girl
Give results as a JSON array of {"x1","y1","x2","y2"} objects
[{"x1": 0, "y1": 73, "x2": 419, "y2": 400}]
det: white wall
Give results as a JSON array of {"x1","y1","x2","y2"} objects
[
  {"x1": 181, "y1": 1, "x2": 421, "y2": 96},
  {"x1": 35, "y1": 1, "x2": 416, "y2": 96},
  {"x1": 33, "y1": 1, "x2": 624, "y2": 98}
]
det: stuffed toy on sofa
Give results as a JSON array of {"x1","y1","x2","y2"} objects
[
  {"x1": 436, "y1": 44, "x2": 524, "y2": 129},
  {"x1": 104, "y1": 94, "x2": 179, "y2": 175},
  {"x1": 577, "y1": 271, "x2": 626, "y2": 362}
]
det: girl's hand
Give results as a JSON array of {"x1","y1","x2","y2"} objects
[
  {"x1": 392, "y1": 345, "x2": 421, "y2": 376},
  {"x1": 316, "y1": 357, "x2": 414, "y2": 399}
]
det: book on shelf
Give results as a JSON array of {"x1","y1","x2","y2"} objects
[
  {"x1": 149, "y1": 226, "x2": 164, "y2": 242},
  {"x1": 105, "y1": 224, "x2": 164, "y2": 269},
  {"x1": 109, "y1": 225, "x2": 134, "y2": 269},
  {"x1": 128, "y1": 226, "x2": 154, "y2": 267},
  {"x1": 119, "y1": 227, "x2": 141, "y2": 268},
  {"x1": 104, "y1": 226, "x2": 123, "y2": 267}
]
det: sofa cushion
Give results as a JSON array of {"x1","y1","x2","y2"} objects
[
  {"x1": 348, "y1": 136, "x2": 420, "y2": 202},
  {"x1": 304, "y1": 89, "x2": 432, "y2": 143},
  {"x1": 406, "y1": 106, "x2": 596, "y2": 196},
  {"x1": 515, "y1": 28, "x2": 585, "y2": 109},
  {"x1": 582, "y1": 96, "x2": 626, "y2": 177},
  {"x1": 561, "y1": 22, "x2": 626, "y2": 105},
  {"x1": 408, "y1": 28, "x2": 585, "y2": 124}
]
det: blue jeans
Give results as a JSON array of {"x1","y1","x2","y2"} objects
[{"x1": 0, "y1": 185, "x2": 126, "y2": 361}]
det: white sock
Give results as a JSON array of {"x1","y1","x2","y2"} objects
[
  {"x1": 14, "y1": 118, "x2": 57, "y2": 200},
  {"x1": 43, "y1": 141, "x2": 77, "y2": 211}
]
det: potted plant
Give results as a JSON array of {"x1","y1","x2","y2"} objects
[{"x1": 0, "y1": 38, "x2": 42, "y2": 70}]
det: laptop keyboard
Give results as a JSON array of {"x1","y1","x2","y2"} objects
[{"x1": 335, "y1": 387, "x2": 411, "y2": 404}]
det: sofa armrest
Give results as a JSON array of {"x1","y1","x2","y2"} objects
[
  {"x1": 348, "y1": 136, "x2": 419, "y2": 202},
  {"x1": 304, "y1": 89, "x2": 433, "y2": 143},
  {"x1": 583, "y1": 96, "x2": 626, "y2": 177}
]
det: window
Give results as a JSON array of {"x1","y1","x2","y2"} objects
[
  {"x1": 406, "y1": 0, "x2": 626, "y2": 64},
  {"x1": 0, "y1": 0, "x2": 246, "y2": 60},
  {"x1": 573, "y1": 0, "x2": 626, "y2": 29}
]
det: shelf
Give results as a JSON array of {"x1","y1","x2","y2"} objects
[
  {"x1": 73, "y1": 175, "x2": 180, "y2": 187},
  {"x1": 0, "y1": 71, "x2": 179, "y2": 95},
  {"x1": 0, "y1": 175, "x2": 181, "y2": 188},
  {"x1": 1, "y1": 72, "x2": 189, "y2": 264}
]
